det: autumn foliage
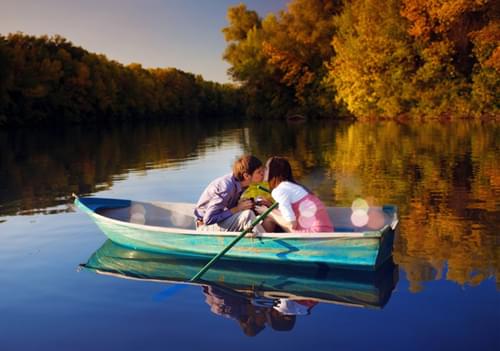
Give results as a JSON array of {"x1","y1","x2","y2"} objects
[
  {"x1": 223, "y1": 0, "x2": 499, "y2": 120},
  {"x1": 0, "y1": 1, "x2": 498, "y2": 124}
]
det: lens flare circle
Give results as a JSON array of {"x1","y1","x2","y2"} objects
[
  {"x1": 299, "y1": 199, "x2": 317, "y2": 218},
  {"x1": 130, "y1": 204, "x2": 146, "y2": 224},
  {"x1": 351, "y1": 198, "x2": 369, "y2": 212},
  {"x1": 351, "y1": 209, "x2": 369, "y2": 227},
  {"x1": 298, "y1": 215, "x2": 315, "y2": 229}
]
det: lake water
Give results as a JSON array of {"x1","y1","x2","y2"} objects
[{"x1": 0, "y1": 119, "x2": 499, "y2": 350}]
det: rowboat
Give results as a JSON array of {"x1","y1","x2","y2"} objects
[
  {"x1": 75, "y1": 196, "x2": 399, "y2": 270},
  {"x1": 81, "y1": 240, "x2": 399, "y2": 309}
]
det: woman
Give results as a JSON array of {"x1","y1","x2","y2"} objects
[{"x1": 256, "y1": 157, "x2": 333, "y2": 233}]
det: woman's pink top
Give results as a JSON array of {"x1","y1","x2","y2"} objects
[
  {"x1": 271, "y1": 181, "x2": 333, "y2": 233},
  {"x1": 291, "y1": 193, "x2": 334, "y2": 232}
]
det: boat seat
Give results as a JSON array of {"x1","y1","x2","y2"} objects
[
  {"x1": 96, "y1": 201, "x2": 196, "y2": 230},
  {"x1": 95, "y1": 203, "x2": 393, "y2": 233}
]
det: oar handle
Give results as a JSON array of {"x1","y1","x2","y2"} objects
[
  {"x1": 257, "y1": 185, "x2": 271, "y2": 193},
  {"x1": 190, "y1": 202, "x2": 279, "y2": 282}
]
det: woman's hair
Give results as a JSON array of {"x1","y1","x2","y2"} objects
[
  {"x1": 265, "y1": 157, "x2": 294, "y2": 190},
  {"x1": 266, "y1": 156, "x2": 311, "y2": 193},
  {"x1": 232, "y1": 155, "x2": 262, "y2": 181},
  {"x1": 268, "y1": 309, "x2": 296, "y2": 331},
  {"x1": 239, "y1": 317, "x2": 265, "y2": 337}
]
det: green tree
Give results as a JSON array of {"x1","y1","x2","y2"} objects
[
  {"x1": 222, "y1": 1, "x2": 343, "y2": 118},
  {"x1": 0, "y1": 33, "x2": 243, "y2": 126},
  {"x1": 327, "y1": 0, "x2": 418, "y2": 119},
  {"x1": 222, "y1": 4, "x2": 292, "y2": 118},
  {"x1": 469, "y1": 19, "x2": 500, "y2": 114},
  {"x1": 0, "y1": 37, "x2": 13, "y2": 123}
]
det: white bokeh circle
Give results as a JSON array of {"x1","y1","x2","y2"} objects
[
  {"x1": 351, "y1": 209, "x2": 369, "y2": 227},
  {"x1": 299, "y1": 199, "x2": 317, "y2": 218},
  {"x1": 298, "y1": 215, "x2": 315, "y2": 229}
]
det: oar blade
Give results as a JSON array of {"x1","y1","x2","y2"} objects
[{"x1": 153, "y1": 283, "x2": 188, "y2": 301}]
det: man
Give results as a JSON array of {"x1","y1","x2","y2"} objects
[{"x1": 194, "y1": 155, "x2": 266, "y2": 234}]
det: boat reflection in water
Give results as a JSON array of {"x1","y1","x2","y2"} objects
[{"x1": 81, "y1": 240, "x2": 399, "y2": 336}]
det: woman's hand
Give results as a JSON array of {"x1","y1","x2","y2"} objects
[
  {"x1": 234, "y1": 198, "x2": 254, "y2": 213},
  {"x1": 257, "y1": 198, "x2": 273, "y2": 207},
  {"x1": 265, "y1": 208, "x2": 295, "y2": 232},
  {"x1": 254, "y1": 204, "x2": 268, "y2": 215}
]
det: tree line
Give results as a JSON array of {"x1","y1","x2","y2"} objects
[
  {"x1": 0, "y1": 0, "x2": 498, "y2": 125},
  {"x1": 223, "y1": 0, "x2": 499, "y2": 120},
  {"x1": 0, "y1": 33, "x2": 243, "y2": 126}
]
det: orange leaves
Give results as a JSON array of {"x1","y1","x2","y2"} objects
[
  {"x1": 222, "y1": 4, "x2": 261, "y2": 42},
  {"x1": 470, "y1": 19, "x2": 500, "y2": 70},
  {"x1": 401, "y1": 0, "x2": 490, "y2": 39},
  {"x1": 221, "y1": 0, "x2": 339, "y2": 117},
  {"x1": 485, "y1": 47, "x2": 500, "y2": 70},
  {"x1": 328, "y1": 0, "x2": 498, "y2": 119},
  {"x1": 220, "y1": 0, "x2": 498, "y2": 119},
  {"x1": 262, "y1": 41, "x2": 315, "y2": 102},
  {"x1": 259, "y1": 1, "x2": 337, "y2": 108}
]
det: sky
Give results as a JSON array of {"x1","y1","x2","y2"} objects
[{"x1": 0, "y1": 0, "x2": 289, "y2": 83}]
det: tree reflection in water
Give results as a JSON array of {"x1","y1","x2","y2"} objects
[{"x1": 1, "y1": 119, "x2": 498, "y2": 290}]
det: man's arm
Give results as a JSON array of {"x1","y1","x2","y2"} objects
[{"x1": 203, "y1": 190, "x2": 233, "y2": 225}]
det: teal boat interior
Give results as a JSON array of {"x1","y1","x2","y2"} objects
[{"x1": 77, "y1": 196, "x2": 399, "y2": 233}]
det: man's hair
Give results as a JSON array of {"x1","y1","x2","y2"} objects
[{"x1": 232, "y1": 155, "x2": 262, "y2": 181}]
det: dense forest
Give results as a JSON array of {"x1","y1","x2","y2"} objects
[
  {"x1": 0, "y1": 33, "x2": 243, "y2": 126},
  {"x1": 0, "y1": 0, "x2": 498, "y2": 125},
  {"x1": 223, "y1": 0, "x2": 499, "y2": 119}
]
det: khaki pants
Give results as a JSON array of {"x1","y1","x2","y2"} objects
[{"x1": 197, "y1": 210, "x2": 265, "y2": 234}]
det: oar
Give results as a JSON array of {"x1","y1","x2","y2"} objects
[
  {"x1": 190, "y1": 202, "x2": 279, "y2": 282},
  {"x1": 154, "y1": 202, "x2": 279, "y2": 300},
  {"x1": 153, "y1": 282, "x2": 189, "y2": 301},
  {"x1": 257, "y1": 185, "x2": 271, "y2": 193}
]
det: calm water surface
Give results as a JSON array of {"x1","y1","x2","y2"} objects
[{"x1": 0, "y1": 119, "x2": 499, "y2": 350}]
